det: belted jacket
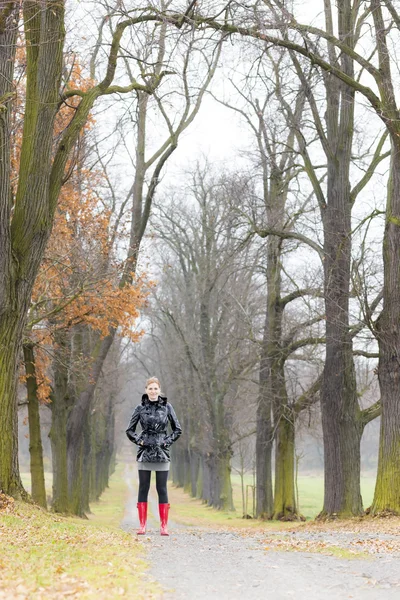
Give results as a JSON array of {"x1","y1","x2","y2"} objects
[{"x1": 125, "y1": 394, "x2": 182, "y2": 463}]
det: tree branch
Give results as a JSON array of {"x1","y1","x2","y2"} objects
[
  {"x1": 256, "y1": 226, "x2": 324, "y2": 260},
  {"x1": 353, "y1": 349, "x2": 379, "y2": 359},
  {"x1": 293, "y1": 375, "x2": 322, "y2": 415},
  {"x1": 360, "y1": 400, "x2": 381, "y2": 426},
  {"x1": 280, "y1": 287, "x2": 324, "y2": 308}
]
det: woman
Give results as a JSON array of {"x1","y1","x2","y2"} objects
[{"x1": 126, "y1": 377, "x2": 182, "y2": 536}]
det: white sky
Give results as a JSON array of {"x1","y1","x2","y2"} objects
[{"x1": 66, "y1": 1, "x2": 390, "y2": 308}]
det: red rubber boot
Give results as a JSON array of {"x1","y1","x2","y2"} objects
[
  {"x1": 159, "y1": 503, "x2": 170, "y2": 536},
  {"x1": 137, "y1": 502, "x2": 147, "y2": 535}
]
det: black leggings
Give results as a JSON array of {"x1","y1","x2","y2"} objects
[{"x1": 138, "y1": 470, "x2": 169, "y2": 503}]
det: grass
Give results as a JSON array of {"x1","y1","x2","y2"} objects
[
  {"x1": 326, "y1": 545, "x2": 370, "y2": 560},
  {"x1": 87, "y1": 467, "x2": 128, "y2": 530},
  {"x1": 0, "y1": 464, "x2": 158, "y2": 600},
  {"x1": 229, "y1": 472, "x2": 376, "y2": 520}
]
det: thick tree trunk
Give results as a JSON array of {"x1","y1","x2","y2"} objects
[
  {"x1": 98, "y1": 396, "x2": 115, "y2": 496},
  {"x1": 49, "y1": 401, "x2": 69, "y2": 513},
  {"x1": 196, "y1": 456, "x2": 204, "y2": 500},
  {"x1": 182, "y1": 448, "x2": 192, "y2": 494},
  {"x1": 320, "y1": 171, "x2": 363, "y2": 516},
  {"x1": 256, "y1": 282, "x2": 275, "y2": 520},
  {"x1": 319, "y1": 0, "x2": 363, "y2": 517},
  {"x1": 0, "y1": 6, "x2": 18, "y2": 305},
  {"x1": 255, "y1": 379, "x2": 274, "y2": 518},
  {"x1": 23, "y1": 343, "x2": 47, "y2": 509},
  {"x1": 81, "y1": 415, "x2": 91, "y2": 514},
  {"x1": 91, "y1": 395, "x2": 114, "y2": 501},
  {"x1": 208, "y1": 403, "x2": 234, "y2": 510},
  {"x1": 0, "y1": 5, "x2": 23, "y2": 499},
  {"x1": 202, "y1": 458, "x2": 211, "y2": 504},
  {"x1": 0, "y1": 318, "x2": 25, "y2": 497},
  {"x1": 67, "y1": 399, "x2": 93, "y2": 516},
  {"x1": 66, "y1": 334, "x2": 114, "y2": 515},
  {"x1": 254, "y1": 83, "x2": 296, "y2": 518},
  {"x1": 67, "y1": 408, "x2": 91, "y2": 517},
  {"x1": 372, "y1": 144, "x2": 400, "y2": 514},
  {"x1": 1, "y1": 2, "x2": 66, "y2": 498},
  {"x1": 49, "y1": 334, "x2": 70, "y2": 513},
  {"x1": 173, "y1": 446, "x2": 186, "y2": 488},
  {"x1": 256, "y1": 233, "x2": 284, "y2": 519},
  {"x1": 273, "y1": 405, "x2": 297, "y2": 520},
  {"x1": 206, "y1": 451, "x2": 234, "y2": 510},
  {"x1": 190, "y1": 450, "x2": 200, "y2": 497}
]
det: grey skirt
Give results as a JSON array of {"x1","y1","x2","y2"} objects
[{"x1": 138, "y1": 461, "x2": 170, "y2": 472}]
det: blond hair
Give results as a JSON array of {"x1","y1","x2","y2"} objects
[{"x1": 145, "y1": 376, "x2": 161, "y2": 389}]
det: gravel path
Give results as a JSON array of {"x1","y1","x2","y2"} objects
[{"x1": 121, "y1": 464, "x2": 400, "y2": 600}]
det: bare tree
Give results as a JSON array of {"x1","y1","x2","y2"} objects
[
  {"x1": 196, "y1": 0, "x2": 388, "y2": 516},
  {"x1": 148, "y1": 168, "x2": 261, "y2": 509}
]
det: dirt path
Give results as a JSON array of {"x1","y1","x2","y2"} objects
[{"x1": 121, "y1": 464, "x2": 400, "y2": 600}]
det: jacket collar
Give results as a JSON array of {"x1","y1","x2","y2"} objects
[{"x1": 141, "y1": 393, "x2": 167, "y2": 405}]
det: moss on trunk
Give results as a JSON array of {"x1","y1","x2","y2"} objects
[
  {"x1": 0, "y1": 317, "x2": 26, "y2": 499},
  {"x1": 372, "y1": 143, "x2": 400, "y2": 514},
  {"x1": 273, "y1": 410, "x2": 298, "y2": 520},
  {"x1": 23, "y1": 343, "x2": 47, "y2": 509},
  {"x1": 206, "y1": 451, "x2": 234, "y2": 511},
  {"x1": 196, "y1": 458, "x2": 203, "y2": 500}
]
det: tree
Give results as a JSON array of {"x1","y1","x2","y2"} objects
[
  {"x1": 217, "y1": 50, "x2": 327, "y2": 519},
  {"x1": 150, "y1": 168, "x2": 260, "y2": 509},
  {"x1": 0, "y1": 1, "x2": 184, "y2": 498},
  {"x1": 192, "y1": 0, "x2": 388, "y2": 516}
]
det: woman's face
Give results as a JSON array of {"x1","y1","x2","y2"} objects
[{"x1": 146, "y1": 382, "x2": 161, "y2": 401}]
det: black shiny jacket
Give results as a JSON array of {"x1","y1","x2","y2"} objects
[{"x1": 126, "y1": 394, "x2": 182, "y2": 463}]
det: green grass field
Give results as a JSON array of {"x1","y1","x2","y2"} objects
[
  {"x1": 164, "y1": 471, "x2": 378, "y2": 528},
  {"x1": 229, "y1": 473, "x2": 376, "y2": 520}
]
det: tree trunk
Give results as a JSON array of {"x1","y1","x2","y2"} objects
[
  {"x1": 66, "y1": 334, "x2": 114, "y2": 515},
  {"x1": 273, "y1": 405, "x2": 296, "y2": 520},
  {"x1": 206, "y1": 451, "x2": 234, "y2": 511},
  {"x1": 190, "y1": 450, "x2": 199, "y2": 497},
  {"x1": 49, "y1": 333, "x2": 71, "y2": 513},
  {"x1": 318, "y1": 0, "x2": 363, "y2": 517},
  {"x1": 81, "y1": 414, "x2": 91, "y2": 514},
  {"x1": 23, "y1": 343, "x2": 47, "y2": 509},
  {"x1": 0, "y1": 318, "x2": 25, "y2": 498},
  {"x1": 100, "y1": 395, "x2": 115, "y2": 494},
  {"x1": 202, "y1": 459, "x2": 211, "y2": 504},
  {"x1": 49, "y1": 399, "x2": 69, "y2": 513},
  {"x1": 183, "y1": 448, "x2": 192, "y2": 494},
  {"x1": 256, "y1": 375, "x2": 274, "y2": 518},
  {"x1": 91, "y1": 395, "x2": 114, "y2": 501},
  {"x1": 1, "y1": 1, "x2": 66, "y2": 498},
  {"x1": 173, "y1": 446, "x2": 186, "y2": 488},
  {"x1": 208, "y1": 401, "x2": 234, "y2": 510},
  {"x1": 320, "y1": 170, "x2": 363, "y2": 516},
  {"x1": 253, "y1": 80, "x2": 297, "y2": 517},
  {"x1": 67, "y1": 409, "x2": 89, "y2": 517},
  {"x1": 0, "y1": 5, "x2": 23, "y2": 499},
  {"x1": 372, "y1": 143, "x2": 400, "y2": 514},
  {"x1": 256, "y1": 232, "x2": 283, "y2": 519},
  {"x1": 196, "y1": 456, "x2": 204, "y2": 500}
]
